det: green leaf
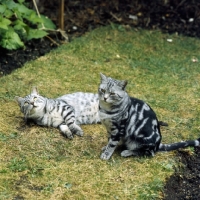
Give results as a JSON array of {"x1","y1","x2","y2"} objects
[
  {"x1": 0, "y1": 4, "x2": 6, "y2": 13},
  {"x1": 24, "y1": 11, "x2": 42, "y2": 24},
  {"x1": 4, "y1": 8, "x2": 13, "y2": 18},
  {"x1": 0, "y1": 0, "x2": 56, "y2": 50},
  {"x1": 27, "y1": 28, "x2": 48, "y2": 40},
  {"x1": 0, "y1": 27, "x2": 24, "y2": 50},
  {"x1": 0, "y1": 17, "x2": 11, "y2": 30},
  {"x1": 39, "y1": 15, "x2": 56, "y2": 30},
  {"x1": 9, "y1": 132, "x2": 18, "y2": 139},
  {"x1": 0, "y1": 132, "x2": 8, "y2": 141},
  {"x1": 6, "y1": 0, "x2": 17, "y2": 10},
  {"x1": 14, "y1": 10, "x2": 23, "y2": 21},
  {"x1": 13, "y1": 19, "x2": 27, "y2": 30},
  {"x1": 18, "y1": 0, "x2": 25, "y2": 3},
  {"x1": 17, "y1": 3, "x2": 32, "y2": 15}
]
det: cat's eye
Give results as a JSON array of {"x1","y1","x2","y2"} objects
[
  {"x1": 100, "y1": 89, "x2": 105, "y2": 93},
  {"x1": 33, "y1": 97, "x2": 37, "y2": 101},
  {"x1": 110, "y1": 92, "x2": 115, "y2": 95}
]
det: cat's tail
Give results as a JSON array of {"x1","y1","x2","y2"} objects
[
  {"x1": 158, "y1": 121, "x2": 168, "y2": 126},
  {"x1": 158, "y1": 138, "x2": 200, "y2": 152}
]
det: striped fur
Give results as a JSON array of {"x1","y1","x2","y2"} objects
[
  {"x1": 98, "y1": 73, "x2": 200, "y2": 160},
  {"x1": 15, "y1": 87, "x2": 100, "y2": 139}
]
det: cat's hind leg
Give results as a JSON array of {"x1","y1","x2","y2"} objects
[
  {"x1": 63, "y1": 107, "x2": 84, "y2": 137},
  {"x1": 121, "y1": 149, "x2": 155, "y2": 157}
]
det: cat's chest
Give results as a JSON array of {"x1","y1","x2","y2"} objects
[
  {"x1": 47, "y1": 108, "x2": 62, "y2": 119},
  {"x1": 99, "y1": 107, "x2": 128, "y2": 121},
  {"x1": 40, "y1": 108, "x2": 63, "y2": 127},
  {"x1": 101, "y1": 117, "x2": 112, "y2": 127},
  {"x1": 99, "y1": 109, "x2": 127, "y2": 129}
]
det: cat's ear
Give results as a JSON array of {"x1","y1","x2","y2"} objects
[
  {"x1": 31, "y1": 86, "x2": 39, "y2": 95},
  {"x1": 100, "y1": 73, "x2": 107, "y2": 83},
  {"x1": 15, "y1": 96, "x2": 24, "y2": 105},
  {"x1": 118, "y1": 80, "x2": 128, "y2": 90}
]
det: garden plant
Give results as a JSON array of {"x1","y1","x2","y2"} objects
[{"x1": 0, "y1": 0, "x2": 55, "y2": 50}]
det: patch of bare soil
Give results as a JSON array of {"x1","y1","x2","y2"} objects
[
  {"x1": 0, "y1": 1, "x2": 200, "y2": 199},
  {"x1": 163, "y1": 147, "x2": 200, "y2": 200}
]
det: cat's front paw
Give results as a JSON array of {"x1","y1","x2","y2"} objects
[{"x1": 100, "y1": 151, "x2": 112, "y2": 160}]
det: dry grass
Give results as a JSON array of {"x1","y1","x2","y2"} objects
[{"x1": 0, "y1": 25, "x2": 200, "y2": 199}]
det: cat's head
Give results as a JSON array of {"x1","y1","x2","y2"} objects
[
  {"x1": 98, "y1": 73, "x2": 128, "y2": 105},
  {"x1": 15, "y1": 87, "x2": 45, "y2": 119}
]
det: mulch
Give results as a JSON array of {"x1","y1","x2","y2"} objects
[{"x1": 0, "y1": 1, "x2": 200, "y2": 199}]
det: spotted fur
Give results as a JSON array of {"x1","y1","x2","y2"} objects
[
  {"x1": 98, "y1": 73, "x2": 200, "y2": 160},
  {"x1": 15, "y1": 87, "x2": 100, "y2": 139},
  {"x1": 59, "y1": 92, "x2": 100, "y2": 124}
]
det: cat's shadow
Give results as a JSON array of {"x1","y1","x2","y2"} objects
[{"x1": 16, "y1": 117, "x2": 40, "y2": 132}]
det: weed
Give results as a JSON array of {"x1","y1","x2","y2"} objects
[
  {"x1": 138, "y1": 178, "x2": 164, "y2": 199},
  {"x1": 0, "y1": 132, "x2": 18, "y2": 141},
  {"x1": 8, "y1": 157, "x2": 29, "y2": 172}
]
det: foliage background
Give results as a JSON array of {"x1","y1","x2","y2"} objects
[{"x1": 0, "y1": 0, "x2": 55, "y2": 50}]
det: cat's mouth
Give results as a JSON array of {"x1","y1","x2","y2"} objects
[
  {"x1": 30, "y1": 102, "x2": 36, "y2": 107},
  {"x1": 103, "y1": 97, "x2": 112, "y2": 103},
  {"x1": 24, "y1": 104, "x2": 36, "y2": 119},
  {"x1": 103, "y1": 98, "x2": 109, "y2": 103}
]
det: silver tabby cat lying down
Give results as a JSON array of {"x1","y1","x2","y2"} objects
[
  {"x1": 98, "y1": 73, "x2": 200, "y2": 160},
  {"x1": 15, "y1": 87, "x2": 100, "y2": 139}
]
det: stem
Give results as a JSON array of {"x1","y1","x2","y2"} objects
[{"x1": 32, "y1": 0, "x2": 45, "y2": 29}]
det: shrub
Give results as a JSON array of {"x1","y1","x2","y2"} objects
[{"x1": 0, "y1": 0, "x2": 56, "y2": 50}]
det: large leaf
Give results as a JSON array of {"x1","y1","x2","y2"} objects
[
  {"x1": 0, "y1": 28, "x2": 24, "y2": 50},
  {"x1": 5, "y1": 0, "x2": 17, "y2": 10},
  {"x1": 4, "y1": 8, "x2": 13, "y2": 18},
  {"x1": 14, "y1": 10, "x2": 23, "y2": 21},
  {"x1": 0, "y1": 17, "x2": 11, "y2": 30},
  {"x1": 13, "y1": 19, "x2": 27, "y2": 30},
  {"x1": 17, "y1": 3, "x2": 32, "y2": 15},
  {"x1": 27, "y1": 28, "x2": 48, "y2": 40},
  {"x1": 0, "y1": 4, "x2": 6, "y2": 13},
  {"x1": 39, "y1": 15, "x2": 56, "y2": 30},
  {"x1": 24, "y1": 11, "x2": 43, "y2": 24},
  {"x1": 17, "y1": 0, "x2": 25, "y2": 3}
]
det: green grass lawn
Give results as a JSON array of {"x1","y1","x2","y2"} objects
[{"x1": 0, "y1": 24, "x2": 200, "y2": 199}]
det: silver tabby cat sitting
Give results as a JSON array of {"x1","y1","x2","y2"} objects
[
  {"x1": 98, "y1": 73, "x2": 200, "y2": 160},
  {"x1": 15, "y1": 87, "x2": 100, "y2": 139}
]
